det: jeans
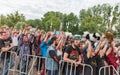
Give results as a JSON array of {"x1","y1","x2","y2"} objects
[
  {"x1": 1, "y1": 56, "x2": 14, "y2": 75},
  {"x1": 18, "y1": 60, "x2": 28, "y2": 75},
  {"x1": 47, "y1": 70, "x2": 58, "y2": 75}
]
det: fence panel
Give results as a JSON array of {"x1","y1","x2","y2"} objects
[
  {"x1": 59, "y1": 60, "x2": 93, "y2": 75},
  {"x1": 0, "y1": 53, "x2": 119, "y2": 75},
  {"x1": 99, "y1": 65, "x2": 119, "y2": 75}
]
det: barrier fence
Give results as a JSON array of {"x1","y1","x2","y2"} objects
[
  {"x1": 117, "y1": 64, "x2": 120, "y2": 75},
  {"x1": 58, "y1": 60, "x2": 93, "y2": 75},
  {"x1": 0, "y1": 52, "x2": 119, "y2": 75},
  {"x1": 99, "y1": 65, "x2": 119, "y2": 75}
]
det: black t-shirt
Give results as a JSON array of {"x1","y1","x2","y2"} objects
[
  {"x1": 84, "y1": 54, "x2": 97, "y2": 67},
  {"x1": 65, "y1": 45, "x2": 81, "y2": 61},
  {"x1": 0, "y1": 37, "x2": 12, "y2": 58},
  {"x1": 0, "y1": 38, "x2": 5, "y2": 49}
]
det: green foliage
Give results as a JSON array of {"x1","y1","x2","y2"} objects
[
  {"x1": 0, "y1": 16, "x2": 1, "y2": 27},
  {"x1": 27, "y1": 19, "x2": 43, "y2": 29},
  {"x1": 16, "y1": 22, "x2": 26, "y2": 30},
  {"x1": 79, "y1": 16, "x2": 98, "y2": 33},
  {"x1": 1, "y1": 11, "x2": 26, "y2": 27},
  {"x1": 7, "y1": 11, "x2": 25, "y2": 23},
  {"x1": 41, "y1": 11, "x2": 63, "y2": 31},
  {"x1": 79, "y1": 3, "x2": 120, "y2": 34}
]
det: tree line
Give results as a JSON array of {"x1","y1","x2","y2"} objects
[{"x1": 0, "y1": 3, "x2": 120, "y2": 35}]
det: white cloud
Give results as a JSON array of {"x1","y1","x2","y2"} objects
[{"x1": 0, "y1": 0, "x2": 120, "y2": 19}]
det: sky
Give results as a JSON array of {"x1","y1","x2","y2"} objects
[{"x1": 0, "y1": 0, "x2": 120, "y2": 19}]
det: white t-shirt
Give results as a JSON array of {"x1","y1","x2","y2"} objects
[
  {"x1": 12, "y1": 37, "x2": 18, "y2": 46},
  {"x1": 57, "y1": 50, "x2": 63, "y2": 56}
]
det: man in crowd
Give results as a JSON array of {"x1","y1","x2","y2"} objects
[
  {"x1": 63, "y1": 38, "x2": 82, "y2": 75},
  {"x1": 0, "y1": 31, "x2": 14, "y2": 75},
  {"x1": 46, "y1": 36, "x2": 60, "y2": 75}
]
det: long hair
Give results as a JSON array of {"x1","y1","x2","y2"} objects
[{"x1": 105, "y1": 32, "x2": 115, "y2": 45}]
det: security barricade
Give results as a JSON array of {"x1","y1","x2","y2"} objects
[
  {"x1": 117, "y1": 64, "x2": 120, "y2": 75},
  {"x1": 0, "y1": 51, "x2": 17, "y2": 75},
  {"x1": 28, "y1": 55, "x2": 47, "y2": 75},
  {"x1": 12, "y1": 54, "x2": 88, "y2": 75},
  {"x1": 58, "y1": 60, "x2": 93, "y2": 75},
  {"x1": 99, "y1": 65, "x2": 119, "y2": 75},
  {"x1": 0, "y1": 52, "x2": 119, "y2": 75},
  {"x1": 25, "y1": 54, "x2": 58, "y2": 75}
]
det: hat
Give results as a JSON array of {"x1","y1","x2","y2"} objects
[{"x1": 73, "y1": 35, "x2": 81, "y2": 40}]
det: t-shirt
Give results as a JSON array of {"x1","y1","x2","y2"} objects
[
  {"x1": 84, "y1": 54, "x2": 97, "y2": 67},
  {"x1": 40, "y1": 39, "x2": 51, "y2": 57},
  {"x1": 12, "y1": 36, "x2": 18, "y2": 46},
  {"x1": 0, "y1": 37, "x2": 12, "y2": 58},
  {"x1": 65, "y1": 45, "x2": 81, "y2": 61},
  {"x1": 19, "y1": 42, "x2": 30, "y2": 61},
  {"x1": 46, "y1": 45, "x2": 58, "y2": 70},
  {"x1": 0, "y1": 38, "x2": 5, "y2": 49},
  {"x1": 84, "y1": 54, "x2": 97, "y2": 75}
]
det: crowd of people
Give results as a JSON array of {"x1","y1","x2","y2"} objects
[{"x1": 0, "y1": 25, "x2": 120, "y2": 75}]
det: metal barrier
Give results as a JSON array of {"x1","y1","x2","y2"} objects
[
  {"x1": 59, "y1": 60, "x2": 93, "y2": 75},
  {"x1": 8, "y1": 51, "x2": 17, "y2": 75},
  {"x1": 0, "y1": 53, "x2": 58, "y2": 75},
  {"x1": 99, "y1": 65, "x2": 119, "y2": 75},
  {"x1": 28, "y1": 54, "x2": 47, "y2": 75},
  {"x1": 0, "y1": 52, "x2": 119, "y2": 75},
  {"x1": 25, "y1": 54, "x2": 58, "y2": 75},
  {"x1": 0, "y1": 51, "x2": 17, "y2": 75},
  {"x1": 9, "y1": 54, "x2": 93, "y2": 75},
  {"x1": 117, "y1": 64, "x2": 120, "y2": 75},
  {"x1": 7, "y1": 54, "x2": 46, "y2": 75}
]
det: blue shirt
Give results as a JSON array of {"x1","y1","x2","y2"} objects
[
  {"x1": 40, "y1": 39, "x2": 51, "y2": 57},
  {"x1": 19, "y1": 42, "x2": 30, "y2": 61},
  {"x1": 45, "y1": 45, "x2": 58, "y2": 70}
]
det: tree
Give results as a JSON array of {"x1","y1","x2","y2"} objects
[
  {"x1": 7, "y1": 11, "x2": 25, "y2": 27},
  {"x1": 41, "y1": 11, "x2": 63, "y2": 31},
  {"x1": 79, "y1": 3, "x2": 120, "y2": 34},
  {"x1": 62, "y1": 13, "x2": 79, "y2": 34},
  {"x1": 79, "y1": 16, "x2": 102, "y2": 33},
  {"x1": 15, "y1": 22, "x2": 26, "y2": 30},
  {"x1": 0, "y1": 16, "x2": 1, "y2": 27},
  {"x1": 27, "y1": 19, "x2": 43, "y2": 29},
  {"x1": 99, "y1": 4, "x2": 120, "y2": 32},
  {"x1": 79, "y1": 7, "x2": 105, "y2": 34}
]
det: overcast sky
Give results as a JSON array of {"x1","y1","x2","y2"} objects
[{"x1": 0, "y1": 0, "x2": 120, "y2": 19}]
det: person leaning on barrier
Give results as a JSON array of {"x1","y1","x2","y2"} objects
[
  {"x1": 46, "y1": 36, "x2": 60, "y2": 75},
  {"x1": 0, "y1": 31, "x2": 14, "y2": 75},
  {"x1": 84, "y1": 40, "x2": 98, "y2": 75},
  {"x1": 63, "y1": 38, "x2": 82, "y2": 75}
]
